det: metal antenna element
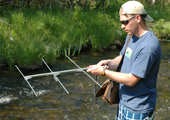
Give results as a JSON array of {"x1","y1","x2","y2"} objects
[
  {"x1": 42, "y1": 59, "x2": 69, "y2": 94},
  {"x1": 25, "y1": 67, "x2": 87, "y2": 80},
  {"x1": 15, "y1": 65, "x2": 38, "y2": 97},
  {"x1": 66, "y1": 55, "x2": 102, "y2": 88}
]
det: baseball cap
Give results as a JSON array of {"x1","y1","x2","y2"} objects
[{"x1": 120, "y1": 1, "x2": 154, "y2": 22}]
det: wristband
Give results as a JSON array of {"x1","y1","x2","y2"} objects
[{"x1": 100, "y1": 68, "x2": 106, "y2": 76}]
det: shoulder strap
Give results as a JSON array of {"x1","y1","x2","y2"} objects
[{"x1": 116, "y1": 35, "x2": 132, "y2": 72}]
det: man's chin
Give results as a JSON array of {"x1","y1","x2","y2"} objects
[{"x1": 127, "y1": 32, "x2": 133, "y2": 35}]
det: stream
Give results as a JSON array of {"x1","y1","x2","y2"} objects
[{"x1": 0, "y1": 41, "x2": 170, "y2": 120}]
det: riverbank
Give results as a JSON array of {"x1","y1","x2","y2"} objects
[{"x1": 0, "y1": 4, "x2": 170, "y2": 70}]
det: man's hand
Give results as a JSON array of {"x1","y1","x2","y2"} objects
[
  {"x1": 97, "y1": 60, "x2": 109, "y2": 69},
  {"x1": 86, "y1": 65, "x2": 103, "y2": 76},
  {"x1": 86, "y1": 65, "x2": 108, "y2": 76}
]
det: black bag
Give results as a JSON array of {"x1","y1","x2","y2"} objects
[{"x1": 95, "y1": 35, "x2": 132, "y2": 105}]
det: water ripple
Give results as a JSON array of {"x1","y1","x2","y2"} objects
[{"x1": 0, "y1": 95, "x2": 18, "y2": 104}]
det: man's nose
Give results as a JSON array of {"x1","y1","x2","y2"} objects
[{"x1": 121, "y1": 24, "x2": 125, "y2": 29}]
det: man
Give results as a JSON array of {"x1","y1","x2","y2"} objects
[{"x1": 87, "y1": 1, "x2": 161, "y2": 120}]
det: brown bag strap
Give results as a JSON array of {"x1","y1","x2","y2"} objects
[{"x1": 116, "y1": 35, "x2": 132, "y2": 72}]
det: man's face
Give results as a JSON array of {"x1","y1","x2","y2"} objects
[{"x1": 119, "y1": 14, "x2": 138, "y2": 35}]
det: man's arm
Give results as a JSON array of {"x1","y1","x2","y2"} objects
[
  {"x1": 87, "y1": 54, "x2": 141, "y2": 86},
  {"x1": 97, "y1": 55, "x2": 122, "y2": 70},
  {"x1": 105, "y1": 70, "x2": 141, "y2": 87}
]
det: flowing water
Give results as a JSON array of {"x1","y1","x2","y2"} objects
[{"x1": 0, "y1": 41, "x2": 170, "y2": 120}]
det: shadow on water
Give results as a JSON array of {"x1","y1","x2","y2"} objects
[{"x1": 0, "y1": 41, "x2": 170, "y2": 120}]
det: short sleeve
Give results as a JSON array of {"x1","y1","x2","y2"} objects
[{"x1": 130, "y1": 51, "x2": 156, "y2": 79}]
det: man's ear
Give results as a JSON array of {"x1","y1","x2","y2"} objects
[{"x1": 136, "y1": 14, "x2": 142, "y2": 23}]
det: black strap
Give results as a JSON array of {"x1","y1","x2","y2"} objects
[{"x1": 116, "y1": 35, "x2": 132, "y2": 72}]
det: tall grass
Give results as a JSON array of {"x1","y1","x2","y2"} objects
[
  {"x1": 0, "y1": 1, "x2": 169, "y2": 70},
  {"x1": 1, "y1": 12, "x2": 47, "y2": 69}
]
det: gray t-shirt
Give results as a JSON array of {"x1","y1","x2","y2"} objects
[{"x1": 119, "y1": 31, "x2": 161, "y2": 113}]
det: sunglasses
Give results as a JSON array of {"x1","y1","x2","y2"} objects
[{"x1": 120, "y1": 15, "x2": 136, "y2": 25}]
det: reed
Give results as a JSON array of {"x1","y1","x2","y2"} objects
[{"x1": 0, "y1": 2, "x2": 169, "y2": 70}]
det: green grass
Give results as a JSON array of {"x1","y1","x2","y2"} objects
[{"x1": 0, "y1": 2, "x2": 170, "y2": 70}]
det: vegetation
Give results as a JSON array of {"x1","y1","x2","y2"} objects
[{"x1": 0, "y1": 0, "x2": 170, "y2": 70}]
